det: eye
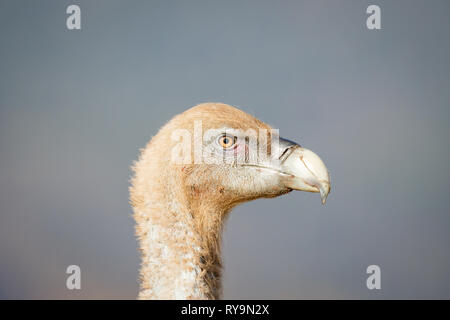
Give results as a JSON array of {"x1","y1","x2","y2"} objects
[{"x1": 218, "y1": 134, "x2": 236, "y2": 149}]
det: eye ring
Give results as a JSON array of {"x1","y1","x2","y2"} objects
[{"x1": 218, "y1": 134, "x2": 236, "y2": 149}]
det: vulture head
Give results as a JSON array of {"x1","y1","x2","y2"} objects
[{"x1": 130, "y1": 103, "x2": 330, "y2": 299}]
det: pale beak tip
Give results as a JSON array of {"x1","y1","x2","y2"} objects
[
  {"x1": 318, "y1": 182, "x2": 330, "y2": 205},
  {"x1": 320, "y1": 192, "x2": 328, "y2": 205}
]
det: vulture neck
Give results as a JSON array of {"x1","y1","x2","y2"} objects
[{"x1": 133, "y1": 162, "x2": 229, "y2": 300}]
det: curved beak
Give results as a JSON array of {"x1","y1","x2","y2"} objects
[{"x1": 277, "y1": 138, "x2": 331, "y2": 204}]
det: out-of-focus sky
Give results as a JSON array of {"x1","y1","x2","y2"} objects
[{"x1": 0, "y1": 0, "x2": 449, "y2": 299}]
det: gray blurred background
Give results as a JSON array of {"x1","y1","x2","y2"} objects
[{"x1": 0, "y1": 0, "x2": 449, "y2": 299}]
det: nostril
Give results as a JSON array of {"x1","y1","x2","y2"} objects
[
  {"x1": 277, "y1": 137, "x2": 300, "y2": 162},
  {"x1": 278, "y1": 146, "x2": 296, "y2": 161}
]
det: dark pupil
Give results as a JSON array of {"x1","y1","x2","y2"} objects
[{"x1": 223, "y1": 137, "x2": 230, "y2": 145}]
